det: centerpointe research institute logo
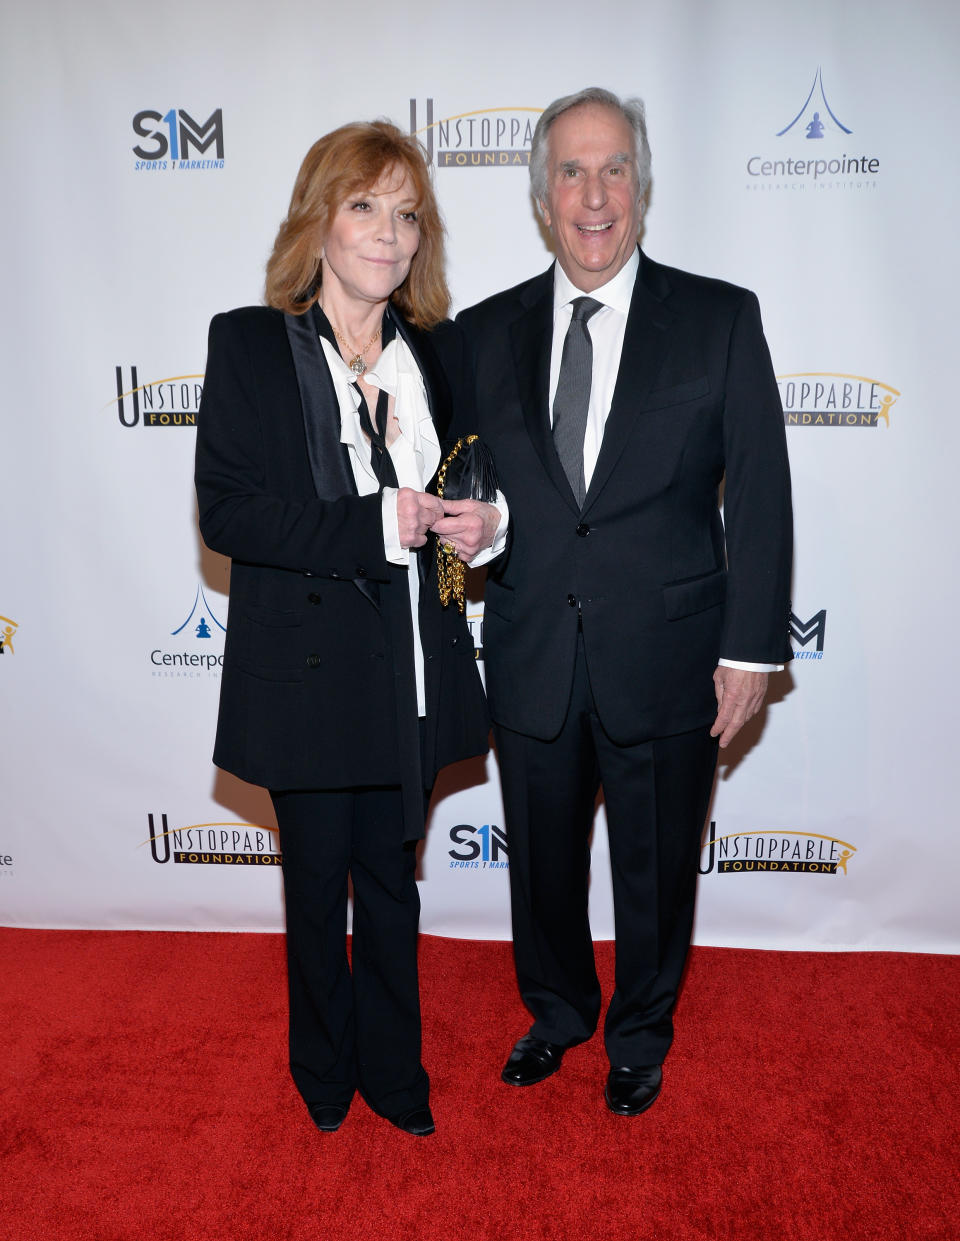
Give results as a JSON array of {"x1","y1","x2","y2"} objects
[
  {"x1": 790, "y1": 607, "x2": 826, "y2": 661},
  {"x1": 778, "y1": 373, "x2": 899, "y2": 427},
  {"x1": 745, "y1": 67, "x2": 880, "y2": 193},
  {"x1": 132, "y1": 108, "x2": 224, "y2": 171},
  {"x1": 144, "y1": 812, "x2": 280, "y2": 866},
  {"x1": 699, "y1": 821, "x2": 857, "y2": 875},
  {"x1": 410, "y1": 99, "x2": 540, "y2": 168},
  {"x1": 0, "y1": 614, "x2": 18, "y2": 658},
  {"x1": 110, "y1": 366, "x2": 203, "y2": 428},
  {"x1": 151, "y1": 584, "x2": 226, "y2": 679},
  {"x1": 776, "y1": 66, "x2": 852, "y2": 141},
  {"x1": 447, "y1": 823, "x2": 509, "y2": 870}
]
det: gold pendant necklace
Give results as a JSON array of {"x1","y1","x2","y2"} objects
[{"x1": 330, "y1": 322, "x2": 382, "y2": 376}]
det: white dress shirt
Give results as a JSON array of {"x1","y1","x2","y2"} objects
[
  {"x1": 550, "y1": 253, "x2": 780, "y2": 674},
  {"x1": 321, "y1": 334, "x2": 507, "y2": 714}
]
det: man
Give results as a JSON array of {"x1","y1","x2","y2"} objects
[{"x1": 457, "y1": 88, "x2": 792, "y2": 1115}]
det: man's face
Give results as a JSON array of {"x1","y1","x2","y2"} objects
[{"x1": 540, "y1": 103, "x2": 643, "y2": 292}]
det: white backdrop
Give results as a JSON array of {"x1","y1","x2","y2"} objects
[{"x1": 2, "y1": 0, "x2": 958, "y2": 951}]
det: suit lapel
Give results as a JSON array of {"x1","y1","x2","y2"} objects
[
  {"x1": 284, "y1": 304, "x2": 357, "y2": 501},
  {"x1": 510, "y1": 268, "x2": 581, "y2": 514},
  {"x1": 377, "y1": 309, "x2": 432, "y2": 818},
  {"x1": 284, "y1": 305, "x2": 381, "y2": 608},
  {"x1": 583, "y1": 254, "x2": 677, "y2": 509}
]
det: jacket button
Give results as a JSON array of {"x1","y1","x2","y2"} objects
[
  {"x1": 451, "y1": 635, "x2": 459, "y2": 646},
  {"x1": 307, "y1": 592, "x2": 322, "y2": 605},
  {"x1": 356, "y1": 566, "x2": 366, "y2": 577},
  {"x1": 329, "y1": 570, "x2": 341, "y2": 580},
  {"x1": 567, "y1": 594, "x2": 577, "y2": 607},
  {"x1": 576, "y1": 522, "x2": 590, "y2": 537},
  {"x1": 306, "y1": 654, "x2": 321, "y2": 668}
]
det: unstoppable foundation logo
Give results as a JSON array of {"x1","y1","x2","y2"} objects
[
  {"x1": 409, "y1": 99, "x2": 540, "y2": 168},
  {"x1": 144, "y1": 813, "x2": 281, "y2": 866},
  {"x1": 746, "y1": 67, "x2": 880, "y2": 194},
  {"x1": 0, "y1": 614, "x2": 18, "y2": 659},
  {"x1": 699, "y1": 822, "x2": 858, "y2": 875},
  {"x1": 151, "y1": 584, "x2": 226, "y2": 679},
  {"x1": 109, "y1": 366, "x2": 203, "y2": 428},
  {"x1": 778, "y1": 373, "x2": 900, "y2": 428},
  {"x1": 466, "y1": 609, "x2": 484, "y2": 660}
]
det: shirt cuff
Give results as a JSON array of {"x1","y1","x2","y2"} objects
[
  {"x1": 718, "y1": 658, "x2": 783, "y2": 673},
  {"x1": 381, "y1": 487, "x2": 409, "y2": 566},
  {"x1": 468, "y1": 491, "x2": 510, "y2": 568}
]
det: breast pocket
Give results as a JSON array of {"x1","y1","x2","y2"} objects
[{"x1": 643, "y1": 376, "x2": 711, "y2": 411}]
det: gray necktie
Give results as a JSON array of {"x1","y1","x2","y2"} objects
[{"x1": 552, "y1": 296, "x2": 603, "y2": 506}]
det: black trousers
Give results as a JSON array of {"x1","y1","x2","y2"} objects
[
  {"x1": 270, "y1": 786, "x2": 429, "y2": 1120},
  {"x1": 494, "y1": 636, "x2": 718, "y2": 1067}
]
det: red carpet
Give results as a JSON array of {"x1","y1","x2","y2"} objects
[{"x1": 2, "y1": 929, "x2": 957, "y2": 1240}]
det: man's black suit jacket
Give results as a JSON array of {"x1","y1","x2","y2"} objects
[
  {"x1": 195, "y1": 304, "x2": 489, "y2": 818},
  {"x1": 457, "y1": 250, "x2": 793, "y2": 746}
]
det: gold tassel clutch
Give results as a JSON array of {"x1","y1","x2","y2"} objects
[{"x1": 435, "y1": 435, "x2": 499, "y2": 613}]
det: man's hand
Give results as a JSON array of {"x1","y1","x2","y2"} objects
[
  {"x1": 710, "y1": 667, "x2": 769, "y2": 748},
  {"x1": 432, "y1": 499, "x2": 502, "y2": 562},
  {"x1": 396, "y1": 487, "x2": 444, "y2": 549}
]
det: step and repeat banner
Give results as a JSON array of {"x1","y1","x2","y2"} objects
[{"x1": 2, "y1": 0, "x2": 957, "y2": 951}]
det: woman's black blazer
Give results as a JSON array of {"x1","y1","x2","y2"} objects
[{"x1": 195, "y1": 303, "x2": 489, "y2": 828}]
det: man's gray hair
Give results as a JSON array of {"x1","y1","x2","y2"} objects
[{"x1": 529, "y1": 87, "x2": 651, "y2": 206}]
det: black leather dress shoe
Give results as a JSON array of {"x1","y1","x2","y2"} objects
[
  {"x1": 501, "y1": 1035, "x2": 567, "y2": 1086},
  {"x1": 388, "y1": 1105, "x2": 436, "y2": 1136},
  {"x1": 604, "y1": 1065, "x2": 663, "y2": 1116},
  {"x1": 307, "y1": 1102, "x2": 349, "y2": 1133}
]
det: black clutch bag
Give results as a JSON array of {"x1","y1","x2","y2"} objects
[
  {"x1": 435, "y1": 435, "x2": 499, "y2": 611},
  {"x1": 437, "y1": 434, "x2": 499, "y2": 504}
]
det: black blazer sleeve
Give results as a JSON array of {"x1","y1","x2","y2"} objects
[{"x1": 718, "y1": 292, "x2": 793, "y2": 664}]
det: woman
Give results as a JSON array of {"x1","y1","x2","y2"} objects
[{"x1": 195, "y1": 122, "x2": 501, "y2": 1137}]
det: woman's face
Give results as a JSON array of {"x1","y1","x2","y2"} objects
[{"x1": 320, "y1": 167, "x2": 421, "y2": 310}]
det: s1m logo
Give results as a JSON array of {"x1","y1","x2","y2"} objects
[
  {"x1": 789, "y1": 608, "x2": 826, "y2": 652},
  {"x1": 133, "y1": 109, "x2": 224, "y2": 160},
  {"x1": 448, "y1": 823, "x2": 508, "y2": 862}
]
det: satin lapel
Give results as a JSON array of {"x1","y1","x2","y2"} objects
[
  {"x1": 510, "y1": 274, "x2": 580, "y2": 514},
  {"x1": 582, "y1": 261, "x2": 677, "y2": 510},
  {"x1": 284, "y1": 305, "x2": 356, "y2": 500},
  {"x1": 284, "y1": 306, "x2": 380, "y2": 609},
  {"x1": 377, "y1": 310, "x2": 430, "y2": 816}
]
